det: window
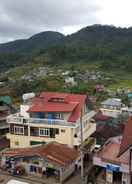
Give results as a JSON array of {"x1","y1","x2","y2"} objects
[
  {"x1": 54, "y1": 113, "x2": 63, "y2": 119},
  {"x1": 39, "y1": 128, "x2": 50, "y2": 137},
  {"x1": 55, "y1": 128, "x2": 59, "y2": 134},
  {"x1": 49, "y1": 98, "x2": 65, "y2": 103},
  {"x1": 10, "y1": 125, "x2": 14, "y2": 134},
  {"x1": 14, "y1": 126, "x2": 24, "y2": 135}
]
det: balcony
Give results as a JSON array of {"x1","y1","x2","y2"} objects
[
  {"x1": 7, "y1": 110, "x2": 96, "y2": 128},
  {"x1": 7, "y1": 113, "x2": 76, "y2": 127},
  {"x1": 82, "y1": 110, "x2": 96, "y2": 122},
  {"x1": 73, "y1": 122, "x2": 96, "y2": 146}
]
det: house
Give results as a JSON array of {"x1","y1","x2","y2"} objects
[
  {"x1": 93, "y1": 112, "x2": 125, "y2": 145},
  {"x1": 95, "y1": 84, "x2": 105, "y2": 93},
  {"x1": 1, "y1": 142, "x2": 80, "y2": 183},
  {"x1": 92, "y1": 124, "x2": 124, "y2": 146},
  {"x1": 100, "y1": 98, "x2": 124, "y2": 118},
  {"x1": 0, "y1": 96, "x2": 13, "y2": 136},
  {"x1": 118, "y1": 117, "x2": 132, "y2": 184},
  {"x1": 6, "y1": 92, "x2": 96, "y2": 148},
  {"x1": 93, "y1": 117, "x2": 132, "y2": 184},
  {"x1": 64, "y1": 77, "x2": 77, "y2": 87},
  {"x1": 93, "y1": 136, "x2": 130, "y2": 184}
]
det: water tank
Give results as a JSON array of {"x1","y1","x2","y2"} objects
[{"x1": 22, "y1": 93, "x2": 35, "y2": 101}]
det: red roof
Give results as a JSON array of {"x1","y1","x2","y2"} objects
[
  {"x1": 92, "y1": 124, "x2": 124, "y2": 140},
  {"x1": 2, "y1": 142, "x2": 79, "y2": 166},
  {"x1": 118, "y1": 117, "x2": 132, "y2": 156},
  {"x1": 28, "y1": 92, "x2": 87, "y2": 123}
]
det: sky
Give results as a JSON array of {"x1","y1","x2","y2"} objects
[{"x1": 0, "y1": 0, "x2": 132, "y2": 43}]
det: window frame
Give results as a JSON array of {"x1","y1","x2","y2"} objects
[
  {"x1": 39, "y1": 128, "x2": 50, "y2": 137},
  {"x1": 54, "y1": 113, "x2": 63, "y2": 119},
  {"x1": 14, "y1": 126, "x2": 24, "y2": 135}
]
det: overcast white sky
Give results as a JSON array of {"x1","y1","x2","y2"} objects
[{"x1": 0, "y1": 0, "x2": 132, "y2": 43}]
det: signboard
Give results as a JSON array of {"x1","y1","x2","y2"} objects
[
  {"x1": 106, "y1": 164, "x2": 120, "y2": 172},
  {"x1": 106, "y1": 170, "x2": 113, "y2": 183}
]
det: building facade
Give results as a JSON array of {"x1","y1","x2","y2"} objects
[
  {"x1": 93, "y1": 136, "x2": 130, "y2": 184},
  {"x1": 100, "y1": 98, "x2": 123, "y2": 118},
  {"x1": 0, "y1": 96, "x2": 13, "y2": 136},
  {"x1": 1, "y1": 142, "x2": 80, "y2": 183},
  {"x1": 7, "y1": 92, "x2": 96, "y2": 148}
]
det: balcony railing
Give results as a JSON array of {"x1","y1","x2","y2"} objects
[
  {"x1": 7, "y1": 110, "x2": 96, "y2": 128},
  {"x1": 82, "y1": 111, "x2": 96, "y2": 122},
  {"x1": 7, "y1": 113, "x2": 76, "y2": 127}
]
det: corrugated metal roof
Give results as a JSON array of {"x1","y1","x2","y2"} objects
[
  {"x1": 118, "y1": 117, "x2": 132, "y2": 156},
  {"x1": 2, "y1": 142, "x2": 79, "y2": 167},
  {"x1": 28, "y1": 92, "x2": 86, "y2": 123},
  {"x1": 101, "y1": 98, "x2": 121, "y2": 107}
]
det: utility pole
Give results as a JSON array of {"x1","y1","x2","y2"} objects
[{"x1": 80, "y1": 108, "x2": 85, "y2": 183}]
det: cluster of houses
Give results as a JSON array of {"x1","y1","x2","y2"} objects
[
  {"x1": 12, "y1": 67, "x2": 106, "y2": 89},
  {"x1": 0, "y1": 91, "x2": 132, "y2": 183},
  {"x1": 21, "y1": 67, "x2": 49, "y2": 81}
]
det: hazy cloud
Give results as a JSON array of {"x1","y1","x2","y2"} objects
[{"x1": 0, "y1": 0, "x2": 100, "y2": 43}]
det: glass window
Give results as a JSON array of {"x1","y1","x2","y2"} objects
[
  {"x1": 55, "y1": 129, "x2": 59, "y2": 134},
  {"x1": 54, "y1": 113, "x2": 63, "y2": 119},
  {"x1": 39, "y1": 128, "x2": 50, "y2": 137},
  {"x1": 14, "y1": 126, "x2": 24, "y2": 135}
]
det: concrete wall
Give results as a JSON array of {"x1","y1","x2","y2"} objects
[
  {"x1": 60, "y1": 163, "x2": 75, "y2": 183},
  {"x1": 122, "y1": 173, "x2": 131, "y2": 184},
  {"x1": 7, "y1": 110, "x2": 96, "y2": 148},
  {"x1": 100, "y1": 108, "x2": 121, "y2": 118},
  {"x1": 7, "y1": 126, "x2": 74, "y2": 148},
  {"x1": 7, "y1": 133, "x2": 31, "y2": 148}
]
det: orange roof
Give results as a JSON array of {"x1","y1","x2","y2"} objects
[
  {"x1": 118, "y1": 117, "x2": 132, "y2": 156},
  {"x1": 97, "y1": 138, "x2": 129, "y2": 165},
  {"x1": 2, "y1": 142, "x2": 79, "y2": 166},
  {"x1": 28, "y1": 92, "x2": 87, "y2": 123}
]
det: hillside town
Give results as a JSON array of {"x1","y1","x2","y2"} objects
[
  {"x1": 0, "y1": 89, "x2": 131, "y2": 184},
  {"x1": 1, "y1": 1, "x2": 132, "y2": 184}
]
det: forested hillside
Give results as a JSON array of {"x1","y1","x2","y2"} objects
[{"x1": 0, "y1": 25, "x2": 132, "y2": 72}]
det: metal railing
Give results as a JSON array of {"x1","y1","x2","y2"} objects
[
  {"x1": 7, "y1": 110, "x2": 96, "y2": 128},
  {"x1": 7, "y1": 114, "x2": 76, "y2": 127}
]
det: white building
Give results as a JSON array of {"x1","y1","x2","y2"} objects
[{"x1": 100, "y1": 98, "x2": 124, "y2": 118}]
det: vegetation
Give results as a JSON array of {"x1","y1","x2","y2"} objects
[
  {"x1": 0, "y1": 25, "x2": 132, "y2": 72},
  {"x1": 0, "y1": 24, "x2": 132, "y2": 104}
]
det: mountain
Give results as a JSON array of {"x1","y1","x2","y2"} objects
[
  {"x1": 0, "y1": 31, "x2": 65, "y2": 54},
  {"x1": 1, "y1": 25, "x2": 132, "y2": 72}
]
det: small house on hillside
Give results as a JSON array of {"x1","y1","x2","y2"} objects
[
  {"x1": 100, "y1": 98, "x2": 124, "y2": 118},
  {"x1": 1, "y1": 142, "x2": 80, "y2": 183}
]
